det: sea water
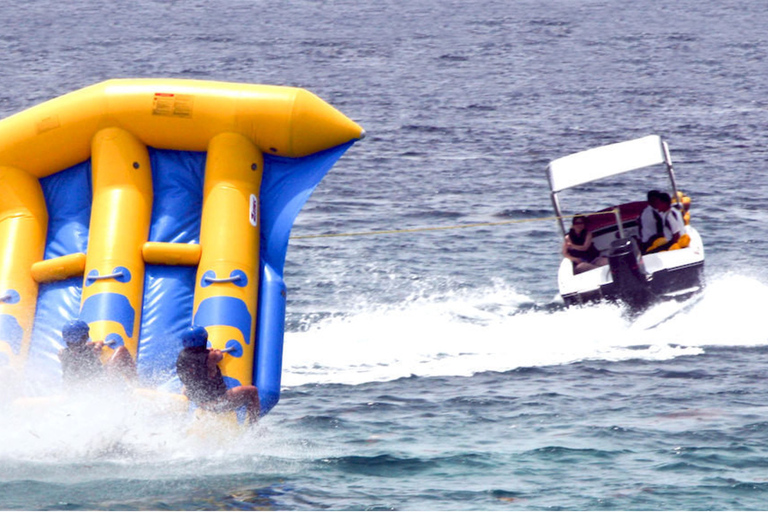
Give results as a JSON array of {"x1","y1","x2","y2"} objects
[{"x1": 1, "y1": 0, "x2": 768, "y2": 509}]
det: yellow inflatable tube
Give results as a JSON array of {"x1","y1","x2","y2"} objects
[
  {"x1": 80, "y1": 128, "x2": 153, "y2": 358},
  {"x1": 0, "y1": 79, "x2": 364, "y2": 179},
  {"x1": 0, "y1": 167, "x2": 47, "y2": 367},
  {"x1": 193, "y1": 133, "x2": 263, "y2": 387}
]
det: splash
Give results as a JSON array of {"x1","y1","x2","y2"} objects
[
  {"x1": 282, "y1": 273, "x2": 768, "y2": 386},
  {"x1": 643, "y1": 272, "x2": 768, "y2": 347},
  {"x1": 0, "y1": 380, "x2": 329, "y2": 479},
  {"x1": 3, "y1": 272, "x2": 765, "y2": 475}
]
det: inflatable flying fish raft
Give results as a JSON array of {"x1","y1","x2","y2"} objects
[{"x1": 0, "y1": 79, "x2": 363, "y2": 416}]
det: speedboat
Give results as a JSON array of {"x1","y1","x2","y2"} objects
[{"x1": 547, "y1": 135, "x2": 704, "y2": 311}]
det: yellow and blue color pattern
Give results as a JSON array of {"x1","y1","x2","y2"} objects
[{"x1": 0, "y1": 79, "x2": 363, "y2": 415}]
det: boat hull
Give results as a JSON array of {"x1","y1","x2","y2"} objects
[
  {"x1": 559, "y1": 224, "x2": 704, "y2": 312},
  {"x1": 562, "y1": 260, "x2": 704, "y2": 311}
]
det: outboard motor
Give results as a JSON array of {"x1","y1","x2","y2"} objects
[{"x1": 607, "y1": 237, "x2": 653, "y2": 311}]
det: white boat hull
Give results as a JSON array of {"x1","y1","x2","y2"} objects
[{"x1": 558, "y1": 226, "x2": 704, "y2": 310}]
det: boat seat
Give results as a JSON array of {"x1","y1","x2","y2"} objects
[{"x1": 587, "y1": 201, "x2": 648, "y2": 232}]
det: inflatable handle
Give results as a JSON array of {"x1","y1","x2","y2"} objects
[
  {"x1": 219, "y1": 340, "x2": 244, "y2": 357},
  {"x1": 85, "y1": 267, "x2": 132, "y2": 285},
  {"x1": 0, "y1": 290, "x2": 20, "y2": 304},
  {"x1": 204, "y1": 275, "x2": 242, "y2": 284},
  {"x1": 89, "y1": 271, "x2": 125, "y2": 281}
]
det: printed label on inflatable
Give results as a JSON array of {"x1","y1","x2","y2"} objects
[
  {"x1": 36, "y1": 115, "x2": 60, "y2": 134},
  {"x1": 152, "y1": 93, "x2": 193, "y2": 118},
  {"x1": 249, "y1": 194, "x2": 259, "y2": 227}
]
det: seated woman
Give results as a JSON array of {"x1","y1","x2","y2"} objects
[{"x1": 562, "y1": 215, "x2": 608, "y2": 274}]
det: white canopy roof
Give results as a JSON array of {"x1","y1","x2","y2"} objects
[{"x1": 547, "y1": 135, "x2": 668, "y2": 193}]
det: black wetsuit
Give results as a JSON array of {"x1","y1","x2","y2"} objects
[
  {"x1": 567, "y1": 228, "x2": 600, "y2": 262},
  {"x1": 176, "y1": 347, "x2": 228, "y2": 404},
  {"x1": 60, "y1": 343, "x2": 104, "y2": 384}
]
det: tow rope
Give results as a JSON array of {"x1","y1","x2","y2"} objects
[{"x1": 290, "y1": 213, "x2": 586, "y2": 240}]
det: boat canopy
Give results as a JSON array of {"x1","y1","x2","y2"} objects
[{"x1": 547, "y1": 135, "x2": 668, "y2": 193}]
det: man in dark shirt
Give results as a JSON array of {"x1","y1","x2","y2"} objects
[
  {"x1": 175, "y1": 325, "x2": 260, "y2": 424},
  {"x1": 58, "y1": 320, "x2": 136, "y2": 386}
]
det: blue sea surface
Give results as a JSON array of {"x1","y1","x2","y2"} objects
[{"x1": 1, "y1": 0, "x2": 768, "y2": 510}]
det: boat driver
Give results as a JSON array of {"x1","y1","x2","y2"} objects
[
  {"x1": 641, "y1": 191, "x2": 689, "y2": 253},
  {"x1": 175, "y1": 325, "x2": 260, "y2": 424},
  {"x1": 639, "y1": 190, "x2": 664, "y2": 252}
]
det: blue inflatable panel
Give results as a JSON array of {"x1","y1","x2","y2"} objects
[
  {"x1": 260, "y1": 142, "x2": 355, "y2": 273},
  {"x1": 146, "y1": 149, "x2": 205, "y2": 243},
  {"x1": 137, "y1": 149, "x2": 204, "y2": 386},
  {"x1": 38, "y1": 162, "x2": 92, "y2": 260},
  {"x1": 256, "y1": 263, "x2": 287, "y2": 414},
  {"x1": 27, "y1": 163, "x2": 92, "y2": 381},
  {"x1": 138, "y1": 265, "x2": 197, "y2": 387}
]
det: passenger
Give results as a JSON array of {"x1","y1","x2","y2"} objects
[
  {"x1": 639, "y1": 189, "x2": 664, "y2": 253},
  {"x1": 58, "y1": 320, "x2": 137, "y2": 386},
  {"x1": 644, "y1": 192, "x2": 690, "y2": 253},
  {"x1": 562, "y1": 215, "x2": 608, "y2": 274},
  {"x1": 175, "y1": 325, "x2": 260, "y2": 424}
]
